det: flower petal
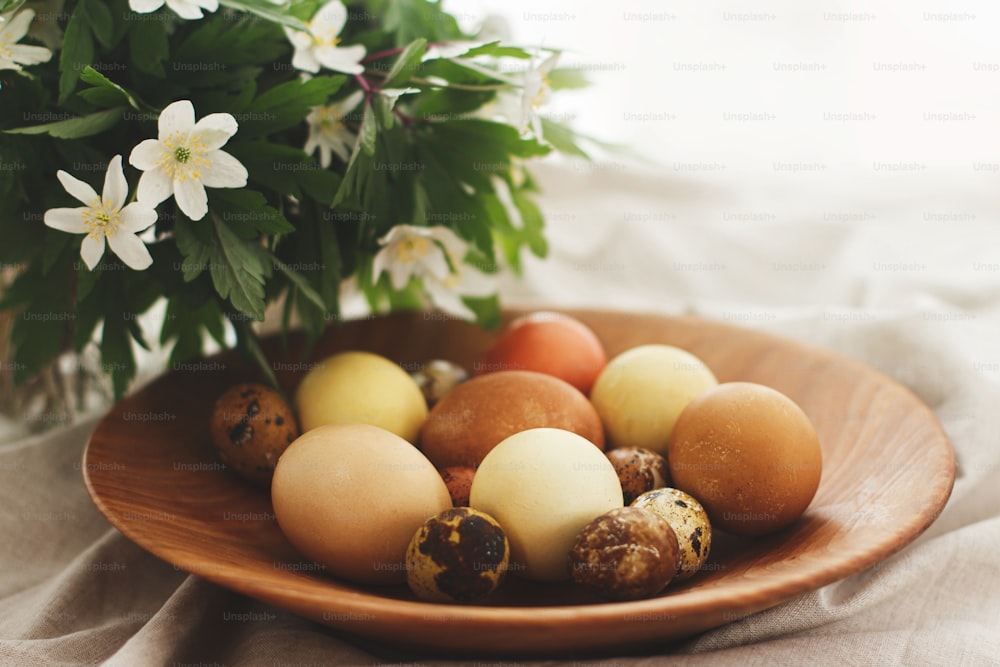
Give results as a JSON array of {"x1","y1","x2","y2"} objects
[
  {"x1": 136, "y1": 168, "x2": 173, "y2": 207},
  {"x1": 424, "y1": 279, "x2": 475, "y2": 320},
  {"x1": 102, "y1": 155, "x2": 128, "y2": 208},
  {"x1": 174, "y1": 178, "x2": 208, "y2": 221},
  {"x1": 129, "y1": 139, "x2": 164, "y2": 171},
  {"x1": 165, "y1": 0, "x2": 206, "y2": 20},
  {"x1": 313, "y1": 0, "x2": 348, "y2": 35},
  {"x1": 11, "y1": 44, "x2": 52, "y2": 66},
  {"x1": 315, "y1": 44, "x2": 366, "y2": 74},
  {"x1": 158, "y1": 100, "x2": 195, "y2": 137},
  {"x1": 80, "y1": 235, "x2": 106, "y2": 270},
  {"x1": 56, "y1": 170, "x2": 99, "y2": 206},
  {"x1": 3, "y1": 9, "x2": 35, "y2": 41},
  {"x1": 198, "y1": 0, "x2": 219, "y2": 11},
  {"x1": 44, "y1": 207, "x2": 87, "y2": 233},
  {"x1": 201, "y1": 150, "x2": 248, "y2": 188},
  {"x1": 336, "y1": 90, "x2": 365, "y2": 115},
  {"x1": 108, "y1": 231, "x2": 153, "y2": 270},
  {"x1": 193, "y1": 113, "x2": 238, "y2": 150},
  {"x1": 291, "y1": 48, "x2": 321, "y2": 74},
  {"x1": 118, "y1": 203, "x2": 159, "y2": 233},
  {"x1": 129, "y1": 0, "x2": 165, "y2": 13}
]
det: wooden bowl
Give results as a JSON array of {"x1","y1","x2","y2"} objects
[{"x1": 82, "y1": 309, "x2": 955, "y2": 657}]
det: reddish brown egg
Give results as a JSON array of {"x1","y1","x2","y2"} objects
[
  {"x1": 475, "y1": 312, "x2": 607, "y2": 395},
  {"x1": 668, "y1": 382, "x2": 823, "y2": 537},
  {"x1": 420, "y1": 371, "x2": 605, "y2": 469}
]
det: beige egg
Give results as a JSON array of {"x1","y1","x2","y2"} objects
[
  {"x1": 271, "y1": 423, "x2": 452, "y2": 585},
  {"x1": 294, "y1": 351, "x2": 427, "y2": 442},
  {"x1": 469, "y1": 428, "x2": 624, "y2": 582},
  {"x1": 590, "y1": 344, "x2": 718, "y2": 454}
]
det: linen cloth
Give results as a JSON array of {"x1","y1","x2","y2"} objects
[{"x1": 4, "y1": 0, "x2": 1000, "y2": 662}]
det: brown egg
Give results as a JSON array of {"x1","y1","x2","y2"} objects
[
  {"x1": 209, "y1": 383, "x2": 299, "y2": 487},
  {"x1": 568, "y1": 507, "x2": 680, "y2": 601},
  {"x1": 607, "y1": 447, "x2": 670, "y2": 505},
  {"x1": 667, "y1": 382, "x2": 823, "y2": 537},
  {"x1": 440, "y1": 466, "x2": 476, "y2": 507},
  {"x1": 419, "y1": 371, "x2": 605, "y2": 469}
]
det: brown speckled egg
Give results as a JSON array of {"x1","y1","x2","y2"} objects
[
  {"x1": 411, "y1": 360, "x2": 469, "y2": 407},
  {"x1": 607, "y1": 447, "x2": 670, "y2": 505},
  {"x1": 405, "y1": 508, "x2": 509, "y2": 603},
  {"x1": 631, "y1": 488, "x2": 712, "y2": 581},
  {"x1": 440, "y1": 466, "x2": 476, "y2": 507},
  {"x1": 568, "y1": 507, "x2": 680, "y2": 601},
  {"x1": 210, "y1": 383, "x2": 299, "y2": 487}
]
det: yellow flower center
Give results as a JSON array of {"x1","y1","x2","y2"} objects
[
  {"x1": 316, "y1": 108, "x2": 346, "y2": 137},
  {"x1": 159, "y1": 131, "x2": 209, "y2": 183},
  {"x1": 395, "y1": 237, "x2": 429, "y2": 264},
  {"x1": 82, "y1": 198, "x2": 122, "y2": 240},
  {"x1": 312, "y1": 32, "x2": 341, "y2": 49}
]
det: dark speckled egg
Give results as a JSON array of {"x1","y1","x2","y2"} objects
[
  {"x1": 607, "y1": 447, "x2": 670, "y2": 505},
  {"x1": 405, "y1": 508, "x2": 509, "y2": 603},
  {"x1": 631, "y1": 488, "x2": 712, "y2": 581},
  {"x1": 209, "y1": 383, "x2": 300, "y2": 487},
  {"x1": 568, "y1": 507, "x2": 680, "y2": 601}
]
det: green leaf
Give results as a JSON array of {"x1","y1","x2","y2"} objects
[
  {"x1": 539, "y1": 118, "x2": 591, "y2": 159},
  {"x1": 457, "y1": 41, "x2": 532, "y2": 60},
  {"x1": 218, "y1": 0, "x2": 309, "y2": 31},
  {"x1": 239, "y1": 75, "x2": 346, "y2": 137},
  {"x1": 547, "y1": 67, "x2": 590, "y2": 91},
  {"x1": 359, "y1": 102, "x2": 377, "y2": 157},
  {"x1": 511, "y1": 189, "x2": 548, "y2": 258},
  {"x1": 4, "y1": 107, "x2": 124, "y2": 139},
  {"x1": 100, "y1": 312, "x2": 137, "y2": 400},
  {"x1": 81, "y1": 0, "x2": 114, "y2": 49},
  {"x1": 296, "y1": 168, "x2": 341, "y2": 206},
  {"x1": 383, "y1": 38, "x2": 427, "y2": 89},
  {"x1": 78, "y1": 67, "x2": 141, "y2": 110},
  {"x1": 210, "y1": 189, "x2": 295, "y2": 237},
  {"x1": 208, "y1": 214, "x2": 269, "y2": 319},
  {"x1": 174, "y1": 217, "x2": 213, "y2": 282},
  {"x1": 462, "y1": 293, "x2": 502, "y2": 330},
  {"x1": 271, "y1": 256, "x2": 326, "y2": 311},
  {"x1": 59, "y1": 6, "x2": 96, "y2": 104},
  {"x1": 128, "y1": 15, "x2": 169, "y2": 77}
]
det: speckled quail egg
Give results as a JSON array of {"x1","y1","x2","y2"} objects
[
  {"x1": 568, "y1": 507, "x2": 680, "y2": 601},
  {"x1": 631, "y1": 488, "x2": 712, "y2": 581},
  {"x1": 209, "y1": 383, "x2": 299, "y2": 487},
  {"x1": 405, "y1": 507, "x2": 510, "y2": 603},
  {"x1": 607, "y1": 447, "x2": 670, "y2": 505}
]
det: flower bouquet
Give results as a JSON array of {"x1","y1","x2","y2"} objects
[{"x1": 0, "y1": 0, "x2": 591, "y2": 412}]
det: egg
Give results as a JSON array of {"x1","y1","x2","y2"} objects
[
  {"x1": 590, "y1": 344, "x2": 718, "y2": 453},
  {"x1": 476, "y1": 312, "x2": 607, "y2": 395},
  {"x1": 209, "y1": 383, "x2": 299, "y2": 487},
  {"x1": 271, "y1": 423, "x2": 452, "y2": 585},
  {"x1": 632, "y1": 488, "x2": 712, "y2": 581},
  {"x1": 469, "y1": 428, "x2": 624, "y2": 581},
  {"x1": 420, "y1": 370, "x2": 605, "y2": 469},
  {"x1": 405, "y1": 508, "x2": 509, "y2": 603},
  {"x1": 410, "y1": 359, "x2": 469, "y2": 407},
  {"x1": 607, "y1": 447, "x2": 671, "y2": 505},
  {"x1": 568, "y1": 507, "x2": 680, "y2": 601},
  {"x1": 667, "y1": 382, "x2": 822, "y2": 537},
  {"x1": 439, "y1": 466, "x2": 476, "y2": 507},
  {"x1": 294, "y1": 351, "x2": 427, "y2": 442}
]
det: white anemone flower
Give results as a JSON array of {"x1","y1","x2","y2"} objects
[
  {"x1": 0, "y1": 9, "x2": 52, "y2": 71},
  {"x1": 44, "y1": 155, "x2": 158, "y2": 271},
  {"x1": 285, "y1": 0, "x2": 365, "y2": 75},
  {"x1": 304, "y1": 90, "x2": 364, "y2": 168},
  {"x1": 129, "y1": 100, "x2": 247, "y2": 221},
  {"x1": 372, "y1": 225, "x2": 496, "y2": 320},
  {"x1": 129, "y1": 0, "x2": 219, "y2": 21},
  {"x1": 519, "y1": 51, "x2": 560, "y2": 138}
]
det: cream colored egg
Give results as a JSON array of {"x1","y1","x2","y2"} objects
[
  {"x1": 294, "y1": 351, "x2": 427, "y2": 441},
  {"x1": 271, "y1": 423, "x2": 452, "y2": 585},
  {"x1": 590, "y1": 344, "x2": 718, "y2": 454},
  {"x1": 469, "y1": 428, "x2": 624, "y2": 582}
]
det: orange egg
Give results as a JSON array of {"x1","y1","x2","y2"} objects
[{"x1": 475, "y1": 312, "x2": 607, "y2": 395}]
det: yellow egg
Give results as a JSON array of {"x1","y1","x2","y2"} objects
[
  {"x1": 590, "y1": 344, "x2": 718, "y2": 453},
  {"x1": 271, "y1": 423, "x2": 452, "y2": 585},
  {"x1": 469, "y1": 428, "x2": 624, "y2": 582},
  {"x1": 294, "y1": 351, "x2": 427, "y2": 441}
]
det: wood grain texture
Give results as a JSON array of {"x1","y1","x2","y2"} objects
[{"x1": 82, "y1": 309, "x2": 955, "y2": 658}]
